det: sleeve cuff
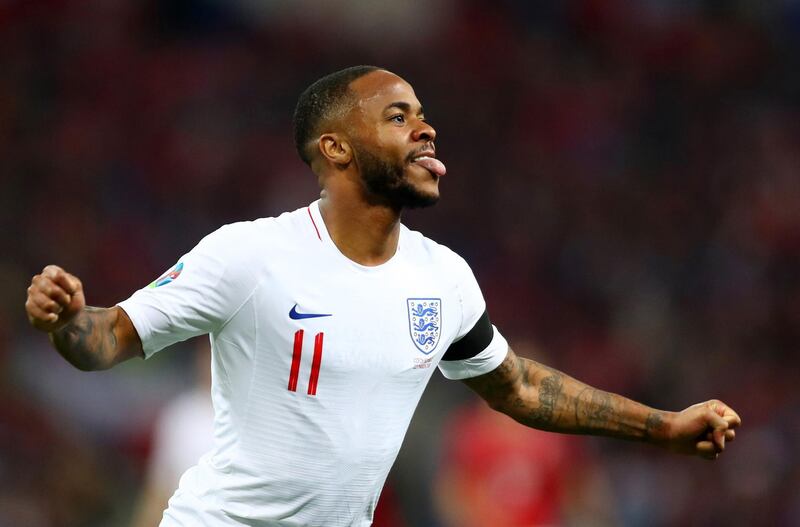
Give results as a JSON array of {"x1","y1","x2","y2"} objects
[
  {"x1": 438, "y1": 326, "x2": 509, "y2": 380},
  {"x1": 117, "y1": 299, "x2": 159, "y2": 359}
]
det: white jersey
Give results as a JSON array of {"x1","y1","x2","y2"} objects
[{"x1": 118, "y1": 200, "x2": 508, "y2": 526}]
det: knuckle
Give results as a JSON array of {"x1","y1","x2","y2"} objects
[{"x1": 43, "y1": 265, "x2": 66, "y2": 281}]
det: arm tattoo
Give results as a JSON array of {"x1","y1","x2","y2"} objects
[
  {"x1": 575, "y1": 388, "x2": 612, "y2": 429},
  {"x1": 50, "y1": 307, "x2": 117, "y2": 371},
  {"x1": 522, "y1": 364, "x2": 564, "y2": 428},
  {"x1": 463, "y1": 352, "x2": 520, "y2": 408},
  {"x1": 464, "y1": 348, "x2": 663, "y2": 441},
  {"x1": 464, "y1": 353, "x2": 566, "y2": 429},
  {"x1": 645, "y1": 411, "x2": 667, "y2": 439}
]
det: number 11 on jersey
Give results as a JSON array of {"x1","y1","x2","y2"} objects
[{"x1": 288, "y1": 330, "x2": 324, "y2": 396}]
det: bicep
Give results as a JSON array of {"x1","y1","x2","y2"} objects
[{"x1": 461, "y1": 346, "x2": 524, "y2": 409}]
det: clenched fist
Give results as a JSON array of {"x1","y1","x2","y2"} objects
[
  {"x1": 26, "y1": 265, "x2": 86, "y2": 333},
  {"x1": 662, "y1": 399, "x2": 742, "y2": 460}
]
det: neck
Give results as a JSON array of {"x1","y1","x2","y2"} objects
[{"x1": 318, "y1": 188, "x2": 402, "y2": 266}]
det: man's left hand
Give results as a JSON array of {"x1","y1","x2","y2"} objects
[{"x1": 662, "y1": 400, "x2": 741, "y2": 460}]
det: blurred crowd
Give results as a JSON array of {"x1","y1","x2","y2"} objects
[{"x1": 1, "y1": 1, "x2": 798, "y2": 525}]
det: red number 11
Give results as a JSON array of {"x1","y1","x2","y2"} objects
[{"x1": 288, "y1": 330, "x2": 324, "y2": 396}]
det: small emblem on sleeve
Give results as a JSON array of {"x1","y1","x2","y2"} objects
[
  {"x1": 148, "y1": 262, "x2": 184, "y2": 288},
  {"x1": 407, "y1": 298, "x2": 441, "y2": 354}
]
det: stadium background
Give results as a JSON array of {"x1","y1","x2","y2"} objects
[{"x1": 1, "y1": 1, "x2": 798, "y2": 525}]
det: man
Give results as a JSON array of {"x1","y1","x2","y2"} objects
[{"x1": 25, "y1": 66, "x2": 740, "y2": 526}]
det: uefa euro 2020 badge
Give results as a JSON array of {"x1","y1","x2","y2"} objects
[
  {"x1": 407, "y1": 298, "x2": 441, "y2": 355},
  {"x1": 148, "y1": 262, "x2": 184, "y2": 288}
]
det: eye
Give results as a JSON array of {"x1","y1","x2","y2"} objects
[{"x1": 389, "y1": 114, "x2": 405, "y2": 124}]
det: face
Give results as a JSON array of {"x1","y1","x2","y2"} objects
[{"x1": 345, "y1": 70, "x2": 444, "y2": 209}]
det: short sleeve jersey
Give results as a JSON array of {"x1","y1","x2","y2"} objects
[{"x1": 118, "y1": 201, "x2": 508, "y2": 527}]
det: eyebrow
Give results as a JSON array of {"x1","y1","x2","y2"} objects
[{"x1": 384, "y1": 101, "x2": 424, "y2": 115}]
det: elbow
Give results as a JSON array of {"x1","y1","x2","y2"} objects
[
  {"x1": 64, "y1": 349, "x2": 114, "y2": 372},
  {"x1": 72, "y1": 361, "x2": 94, "y2": 372},
  {"x1": 483, "y1": 396, "x2": 514, "y2": 416},
  {"x1": 70, "y1": 356, "x2": 106, "y2": 372}
]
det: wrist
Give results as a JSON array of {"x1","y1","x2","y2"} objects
[{"x1": 644, "y1": 410, "x2": 676, "y2": 446}]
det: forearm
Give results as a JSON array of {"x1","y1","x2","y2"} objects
[
  {"x1": 516, "y1": 359, "x2": 668, "y2": 441},
  {"x1": 49, "y1": 306, "x2": 135, "y2": 371},
  {"x1": 465, "y1": 351, "x2": 671, "y2": 444}
]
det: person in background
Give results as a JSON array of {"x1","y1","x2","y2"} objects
[
  {"x1": 434, "y1": 341, "x2": 618, "y2": 527},
  {"x1": 130, "y1": 340, "x2": 214, "y2": 527}
]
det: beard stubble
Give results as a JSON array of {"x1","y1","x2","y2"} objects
[{"x1": 355, "y1": 144, "x2": 440, "y2": 210}]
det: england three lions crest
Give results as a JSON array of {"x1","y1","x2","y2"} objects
[{"x1": 407, "y1": 298, "x2": 442, "y2": 355}]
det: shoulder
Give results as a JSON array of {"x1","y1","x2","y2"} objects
[
  {"x1": 193, "y1": 221, "x2": 266, "y2": 266},
  {"x1": 200, "y1": 204, "x2": 313, "y2": 256},
  {"x1": 203, "y1": 220, "x2": 262, "y2": 244},
  {"x1": 401, "y1": 225, "x2": 473, "y2": 276}
]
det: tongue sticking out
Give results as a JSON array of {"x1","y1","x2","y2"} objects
[{"x1": 413, "y1": 157, "x2": 447, "y2": 177}]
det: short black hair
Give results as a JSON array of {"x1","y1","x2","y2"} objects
[{"x1": 293, "y1": 65, "x2": 381, "y2": 166}]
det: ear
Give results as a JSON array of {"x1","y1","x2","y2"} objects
[{"x1": 318, "y1": 133, "x2": 352, "y2": 166}]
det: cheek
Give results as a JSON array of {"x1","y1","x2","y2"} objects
[{"x1": 374, "y1": 128, "x2": 408, "y2": 156}]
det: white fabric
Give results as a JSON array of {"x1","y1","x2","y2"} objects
[
  {"x1": 118, "y1": 200, "x2": 508, "y2": 526},
  {"x1": 438, "y1": 326, "x2": 508, "y2": 380},
  {"x1": 148, "y1": 388, "x2": 215, "y2": 492}
]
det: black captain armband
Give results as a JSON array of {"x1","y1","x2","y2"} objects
[{"x1": 442, "y1": 309, "x2": 493, "y2": 361}]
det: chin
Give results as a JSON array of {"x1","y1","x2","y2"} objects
[
  {"x1": 402, "y1": 176, "x2": 439, "y2": 204},
  {"x1": 361, "y1": 161, "x2": 440, "y2": 209},
  {"x1": 402, "y1": 188, "x2": 440, "y2": 209}
]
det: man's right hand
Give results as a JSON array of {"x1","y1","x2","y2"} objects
[{"x1": 26, "y1": 265, "x2": 86, "y2": 333}]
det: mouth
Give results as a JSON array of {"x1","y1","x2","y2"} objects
[
  {"x1": 408, "y1": 147, "x2": 436, "y2": 161},
  {"x1": 408, "y1": 148, "x2": 446, "y2": 177}
]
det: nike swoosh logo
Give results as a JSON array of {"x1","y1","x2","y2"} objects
[{"x1": 289, "y1": 304, "x2": 332, "y2": 320}]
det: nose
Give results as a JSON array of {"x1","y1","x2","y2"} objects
[{"x1": 412, "y1": 119, "x2": 436, "y2": 143}]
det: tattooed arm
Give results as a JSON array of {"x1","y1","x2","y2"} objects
[
  {"x1": 463, "y1": 347, "x2": 741, "y2": 460},
  {"x1": 26, "y1": 265, "x2": 143, "y2": 371}
]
